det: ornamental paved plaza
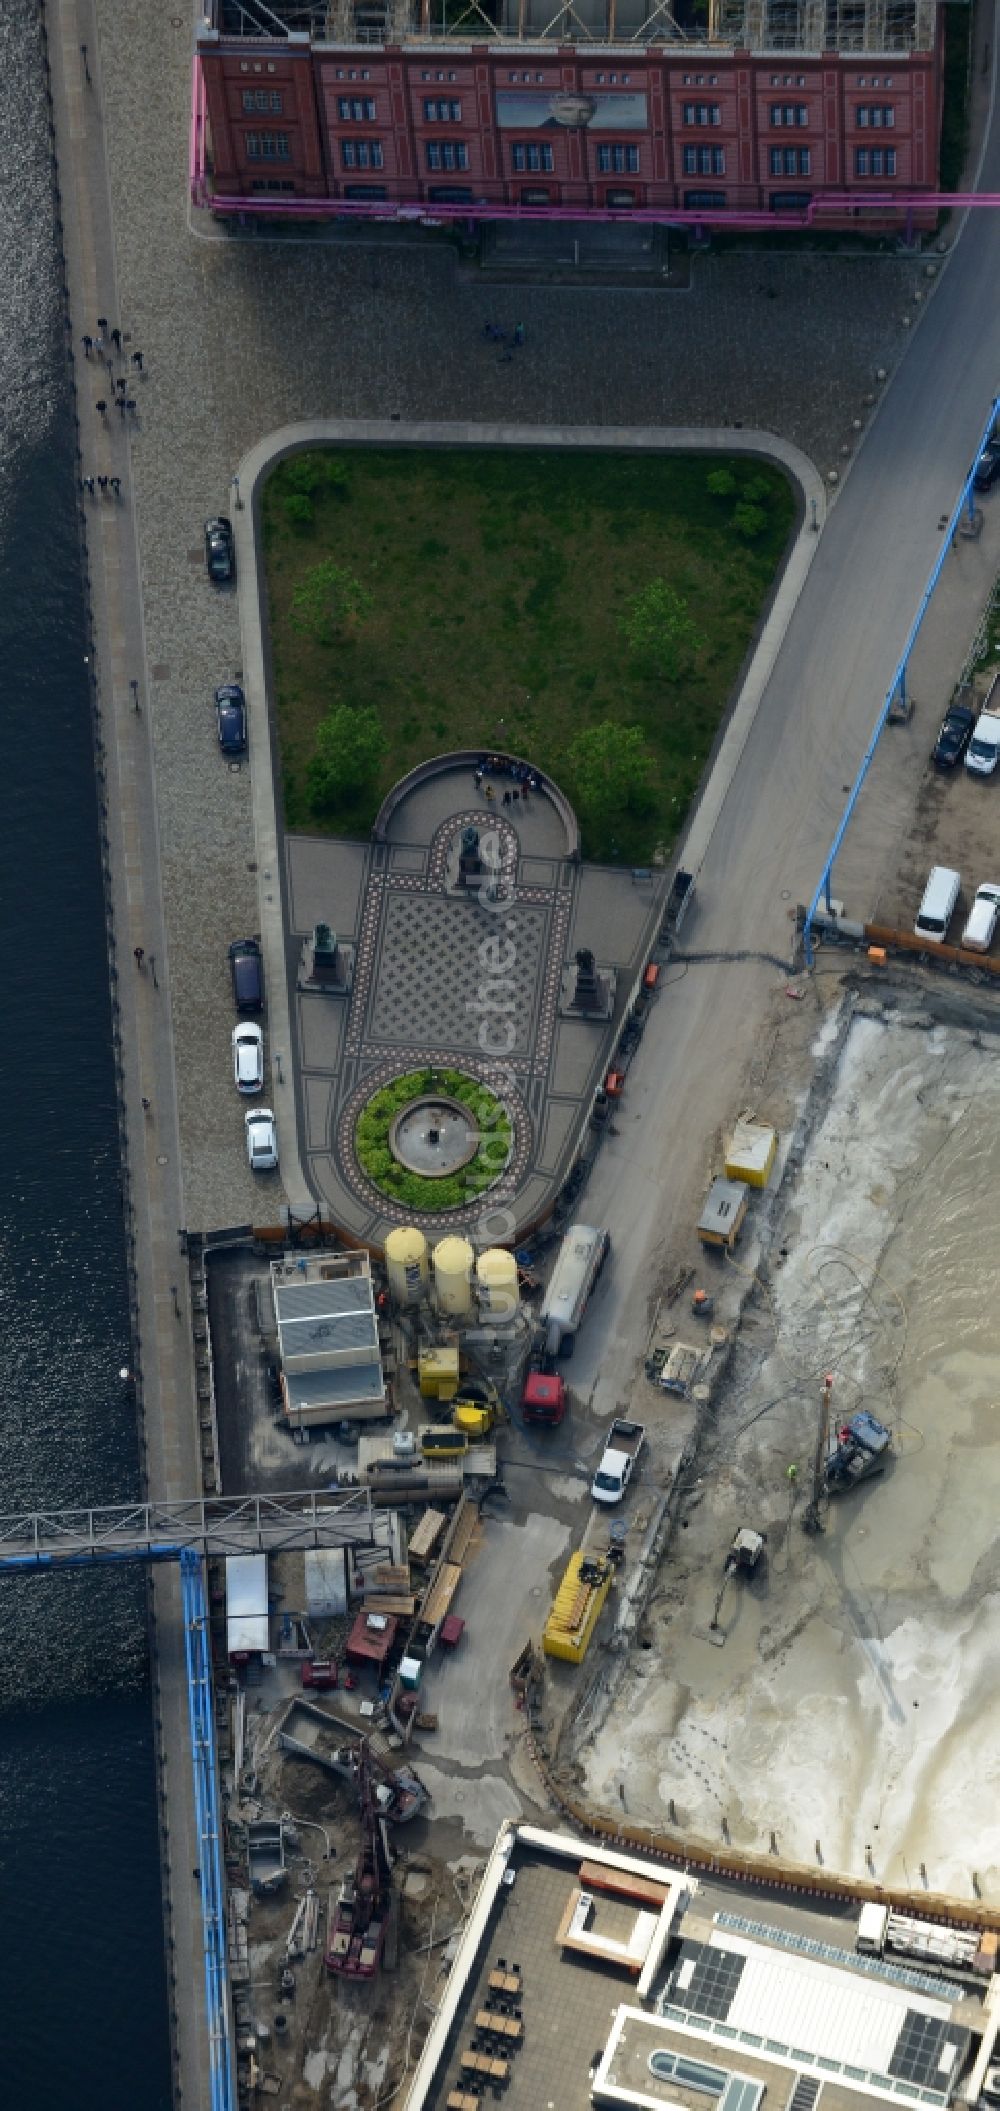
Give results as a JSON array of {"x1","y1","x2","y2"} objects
[{"x1": 286, "y1": 759, "x2": 664, "y2": 1240}]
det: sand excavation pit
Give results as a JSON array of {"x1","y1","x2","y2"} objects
[{"x1": 581, "y1": 1003, "x2": 1000, "y2": 1902}]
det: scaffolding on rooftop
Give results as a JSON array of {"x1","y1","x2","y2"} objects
[{"x1": 214, "y1": 0, "x2": 938, "y2": 50}]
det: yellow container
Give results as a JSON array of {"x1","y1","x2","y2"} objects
[
  {"x1": 418, "y1": 1344, "x2": 460, "y2": 1399},
  {"x1": 724, "y1": 1119, "x2": 777, "y2": 1191},
  {"x1": 543, "y1": 1551, "x2": 613, "y2": 1664}
]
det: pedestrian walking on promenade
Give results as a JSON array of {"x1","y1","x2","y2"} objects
[
  {"x1": 82, "y1": 334, "x2": 93, "y2": 357},
  {"x1": 141, "y1": 1096, "x2": 151, "y2": 1113},
  {"x1": 97, "y1": 315, "x2": 108, "y2": 333},
  {"x1": 97, "y1": 475, "x2": 108, "y2": 495},
  {"x1": 84, "y1": 475, "x2": 95, "y2": 496},
  {"x1": 116, "y1": 377, "x2": 127, "y2": 395},
  {"x1": 484, "y1": 782, "x2": 495, "y2": 803},
  {"x1": 96, "y1": 398, "x2": 107, "y2": 416},
  {"x1": 80, "y1": 42, "x2": 91, "y2": 84},
  {"x1": 110, "y1": 475, "x2": 121, "y2": 499},
  {"x1": 125, "y1": 398, "x2": 137, "y2": 415},
  {"x1": 110, "y1": 327, "x2": 121, "y2": 352},
  {"x1": 131, "y1": 350, "x2": 144, "y2": 372},
  {"x1": 133, "y1": 945, "x2": 144, "y2": 968}
]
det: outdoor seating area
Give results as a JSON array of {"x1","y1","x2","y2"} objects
[{"x1": 448, "y1": 1957, "x2": 526, "y2": 2100}]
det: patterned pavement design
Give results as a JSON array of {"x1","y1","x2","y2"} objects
[
  {"x1": 368, "y1": 891, "x2": 548, "y2": 1058},
  {"x1": 289, "y1": 767, "x2": 667, "y2": 1237}
]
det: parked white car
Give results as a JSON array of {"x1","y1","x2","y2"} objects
[
  {"x1": 232, "y1": 1021, "x2": 264, "y2": 1095},
  {"x1": 245, "y1": 1107, "x2": 278, "y2": 1172},
  {"x1": 961, "y1": 882, "x2": 1000, "y2": 953},
  {"x1": 965, "y1": 709, "x2": 1000, "y2": 776}
]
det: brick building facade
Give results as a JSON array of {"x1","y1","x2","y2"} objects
[{"x1": 195, "y1": 4, "x2": 943, "y2": 230}]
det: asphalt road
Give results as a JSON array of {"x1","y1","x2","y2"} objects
[{"x1": 573, "y1": 108, "x2": 1000, "y2": 1422}]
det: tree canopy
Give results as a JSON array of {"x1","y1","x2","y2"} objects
[
  {"x1": 623, "y1": 579, "x2": 705, "y2": 680},
  {"x1": 291, "y1": 559, "x2": 373, "y2": 645},
  {"x1": 567, "y1": 720, "x2": 657, "y2": 855},
  {"x1": 307, "y1": 703, "x2": 386, "y2": 813}
]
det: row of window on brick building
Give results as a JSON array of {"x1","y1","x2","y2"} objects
[
  {"x1": 242, "y1": 88, "x2": 899, "y2": 134},
  {"x1": 245, "y1": 130, "x2": 897, "y2": 179}
]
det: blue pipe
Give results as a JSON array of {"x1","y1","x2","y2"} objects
[
  {"x1": 0, "y1": 1542, "x2": 188, "y2": 1571},
  {"x1": 180, "y1": 1549, "x2": 236, "y2": 2111},
  {"x1": 804, "y1": 395, "x2": 1000, "y2": 963}
]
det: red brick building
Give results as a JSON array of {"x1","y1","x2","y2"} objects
[{"x1": 195, "y1": 0, "x2": 943, "y2": 230}]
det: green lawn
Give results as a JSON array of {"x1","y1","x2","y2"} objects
[{"x1": 262, "y1": 446, "x2": 794, "y2": 862}]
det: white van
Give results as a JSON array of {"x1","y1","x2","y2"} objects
[
  {"x1": 965, "y1": 709, "x2": 1000, "y2": 776},
  {"x1": 961, "y1": 882, "x2": 1000, "y2": 952},
  {"x1": 914, "y1": 866, "x2": 960, "y2": 944}
]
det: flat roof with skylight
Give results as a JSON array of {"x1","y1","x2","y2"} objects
[{"x1": 402, "y1": 1828, "x2": 986, "y2": 2111}]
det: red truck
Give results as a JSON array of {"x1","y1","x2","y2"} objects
[
  {"x1": 521, "y1": 1369, "x2": 567, "y2": 1426},
  {"x1": 302, "y1": 1658, "x2": 339, "y2": 1691}
]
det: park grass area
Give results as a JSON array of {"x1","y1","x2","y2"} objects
[{"x1": 263, "y1": 446, "x2": 794, "y2": 861}]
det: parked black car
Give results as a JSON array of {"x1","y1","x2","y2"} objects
[
  {"x1": 973, "y1": 447, "x2": 1000, "y2": 494},
  {"x1": 229, "y1": 937, "x2": 263, "y2": 1013},
  {"x1": 931, "y1": 703, "x2": 975, "y2": 770},
  {"x1": 205, "y1": 516, "x2": 235, "y2": 583},
  {"x1": 215, "y1": 683, "x2": 247, "y2": 756}
]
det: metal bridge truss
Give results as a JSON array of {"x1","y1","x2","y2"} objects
[{"x1": 0, "y1": 1486, "x2": 377, "y2": 1569}]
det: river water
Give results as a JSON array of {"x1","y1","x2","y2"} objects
[{"x1": 0, "y1": 5, "x2": 170, "y2": 2099}]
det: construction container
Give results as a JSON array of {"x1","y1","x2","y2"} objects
[
  {"x1": 432, "y1": 1235, "x2": 474, "y2": 1318},
  {"x1": 418, "y1": 1342, "x2": 460, "y2": 1399},
  {"x1": 725, "y1": 1119, "x2": 777, "y2": 1191},
  {"x1": 697, "y1": 1177, "x2": 749, "y2": 1251},
  {"x1": 476, "y1": 1247, "x2": 519, "y2": 1322},
  {"x1": 385, "y1": 1225, "x2": 429, "y2": 1306},
  {"x1": 543, "y1": 1551, "x2": 613, "y2": 1663}
]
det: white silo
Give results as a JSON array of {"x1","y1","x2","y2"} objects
[
  {"x1": 432, "y1": 1235, "x2": 474, "y2": 1318},
  {"x1": 384, "y1": 1225, "x2": 429, "y2": 1307}
]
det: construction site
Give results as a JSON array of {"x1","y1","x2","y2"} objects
[{"x1": 573, "y1": 968, "x2": 1000, "y2": 1901}]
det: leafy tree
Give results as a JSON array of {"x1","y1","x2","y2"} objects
[
  {"x1": 284, "y1": 454, "x2": 324, "y2": 497},
  {"x1": 623, "y1": 580, "x2": 705, "y2": 680},
  {"x1": 567, "y1": 721, "x2": 657, "y2": 850},
  {"x1": 739, "y1": 474, "x2": 772, "y2": 506},
  {"x1": 292, "y1": 560, "x2": 373, "y2": 645},
  {"x1": 732, "y1": 503, "x2": 768, "y2": 541},
  {"x1": 284, "y1": 493, "x2": 314, "y2": 530},
  {"x1": 706, "y1": 468, "x2": 737, "y2": 498},
  {"x1": 307, "y1": 703, "x2": 386, "y2": 812}
]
